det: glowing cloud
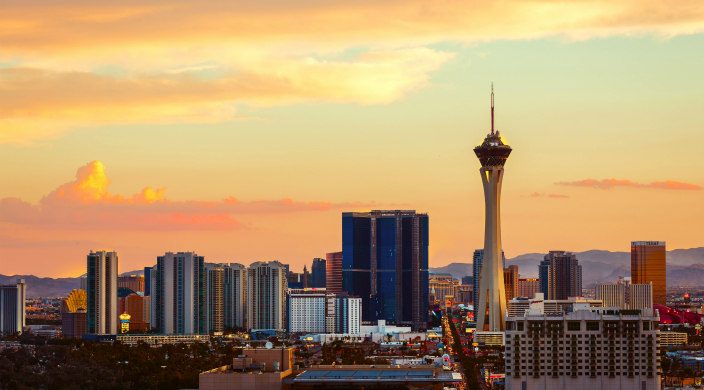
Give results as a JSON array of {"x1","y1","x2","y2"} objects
[
  {"x1": 557, "y1": 178, "x2": 702, "y2": 190},
  {"x1": 0, "y1": 161, "x2": 370, "y2": 230}
]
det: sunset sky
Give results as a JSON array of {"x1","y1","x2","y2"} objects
[{"x1": 1, "y1": 1, "x2": 703, "y2": 277}]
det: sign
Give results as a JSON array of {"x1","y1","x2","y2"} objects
[{"x1": 120, "y1": 313, "x2": 131, "y2": 334}]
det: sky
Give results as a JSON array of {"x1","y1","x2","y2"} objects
[{"x1": 1, "y1": 0, "x2": 704, "y2": 277}]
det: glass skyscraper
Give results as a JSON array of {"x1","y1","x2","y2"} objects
[{"x1": 342, "y1": 210, "x2": 429, "y2": 330}]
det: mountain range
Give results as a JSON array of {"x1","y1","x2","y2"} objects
[{"x1": 3, "y1": 247, "x2": 703, "y2": 297}]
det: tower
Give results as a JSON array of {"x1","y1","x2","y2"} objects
[
  {"x1": 631, "y1": 241, "x2": 666, "y2": 305},
  {"x1": 474, "y1": 86, "x2": 512, "y2": 332},
  {"x1": 86, "y1": 250, "x2": 118, "y2": 334}
]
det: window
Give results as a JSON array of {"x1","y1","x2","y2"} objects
[
  {"x1": 568, "y1": 321, "x2": 581, "y2": 331},
  {"x1": 586, "y1": 321, "x2": 599, "y2": 331}
]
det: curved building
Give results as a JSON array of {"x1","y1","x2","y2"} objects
[{"x1": 475, "y1": 86, "x2": 512, "y2": 332}]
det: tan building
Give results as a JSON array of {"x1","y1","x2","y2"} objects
[
  {"x1": 503, "y1": 265, "x2": 519, "y2": 302},
  {"x1": 660, "y1": 331, "x2": 687, "y2": 347},
  {"x1": 518, "y1": 278, "x2": 538, "y2": 298},
  {"x1": 631, "y1": 241, "x2": 666, "y2": 306},
  {"x1": 596, "y1": 277, "x2": 653, "y2": 310},
  {"x1": 200, "y1": 348, "x2": 293, "y2": 390},
  {"x1": 117, "y1": 275, "x2": 144, "y2": 293},
  {"x1": 429, "y1": 274, "x2": 458, "y2": 306}
]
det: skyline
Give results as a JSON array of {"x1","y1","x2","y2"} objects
[{"x1": 2, "y1": 1, "x2": 704, "y2": 277}]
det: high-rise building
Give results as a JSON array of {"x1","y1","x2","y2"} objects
[
  {"x1": 247, "y1": 261, "x2": 287, "y2": 330},
  {"x1": 303, "y1": 265, "x2": 310, "y2": 289},
  {"x1": 342, "y1": 210, "x2": 429, "y2": 330},
  {"x1": 118, "y1": 293, "x2": 150, "y2": 332},
  {"x1": 334, "y1": 295, "x2": 362, "y2": 334},
  {"x1": 631, "y1": 241, "x2": 666, "y2": 306},
  {"x1": 518, "y1": 278, "x2": 539, "y2": 298},
  {"x1": 505, "y1": 302, "x2": 661, "y2": 390},
  {"x1": 326, "y1": 252, "x2": 343, "y2": 294},
  {"x1": 503, "y1": 265, "x2": 519, "y2": 302},
  {"x1": 117, "y1": 275, "x2": 144, "y2": 293},
  {"x1": 461, "y1": 276, "x2": 472, "y2": 285},
  {"x1": 223, "y1": 263, "x2": 247, "y2": 330},
  {"x1": 86, "y1": 250, "x2": 118, "y2": 335},
  {"x1": 474, "y1": 87, "x2": 512, "y2": 333},
  {"x1": 144, "y1": 266, "x2": 152, "y2": 296},
  {"x1": 61, "y1": 289, "x2": 87, "y2": 339},
  {"x1": 153, "y1": 252, "x2": 206, "y2": 334},
  {"x1": 206, "y1": 263, "x2": 225, "y2": 333},
  {"x1": 539, "y1": 251, "x2": 583, "y2": 300},
  {"x1": 429, "y1": 274, "x2": 457, "y2": 305},
  {"x1": 311, "y1": 258, "x2": 326, "y2": 288},
  {"x1": 287, "y1": 289, "x2": 332, "y2": 334},
  {"x1": 596, "y1": 277, "x2": 653, "y2": 310},
  {"x1": 0, "y1": 279, "x2": 26, "y2": 335}
]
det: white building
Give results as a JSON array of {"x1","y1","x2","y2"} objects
[
  {"x1": 247, "y1": 261, "x2": 287, "y2": 330},
  {"x1": 206, "y1": 263, "x2": 225, "y2": 333},
  {"x1": 153, "y1": 252, "x2": 206, "y2": 334},
  {"x1": 287, "y1": 289, "x2": 361, "y2": 334},
  {"x1": 0, "y1": 279, "x2": 26, "y2": 335},
  {"x1": 596, "y1": 277, "x2": 653, "y2": 311},
  {"x1": 507, "y1": 293, "x2": 603, "y2": 318},
  {"x1": 86, "y1": 250, "x2": 118, "y2": 335},
  {"x1": 505, "y1": 303, "x2": 661, "y2": 390}
]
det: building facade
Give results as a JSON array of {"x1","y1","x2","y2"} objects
[
  {"x1": 518, "y1": 278, "x2": 539, "y2": 299},
  {"x1": 325, "y1": 252, "x2": 343, "y2": 294},
  {"x1": 0, "y1": 279, "x2": 26, "y2": 335},
  {"x1": 224, "y1": 263, "x2": 247, "y2": 330},
  {"x1": 631, "y1": 241, "x2": 666, "y2": 306},
  {"x1": 117, "y1": 275, "x2": 144, "y2": 293},
  {"x1": 206, "y1": 263, "x2": 225, "y2": 333},
  {"x1": 247, "y1": 261, "x2": 287, "y2": 330},
  {"x1": 342, "y1": 210, "x2": 429, "y2": 330},
  {"x1": 504, "y1": 265, "x2": 519, "y2": 302},
  {"x1": 87, "y1": 250, "x2": 118, "y2": 334},
  {"x1": 505, "y1": 303, "x2": 661, "y2": 390},
  {"x1": 153, "y1": 251, "x2": 206, "y2": 334},
  {"x1": 596, "y1": 277, "x2": 653, "y2": 311},
  {"x1": 311, "y1": 258, "x2": 326, "y2": 288},
  {"x1": 429, "y1": 274, "x2": 457, "y2": 306},
  {"x1": 539, "y1": 251, "x2": 583, "y2": 300}
]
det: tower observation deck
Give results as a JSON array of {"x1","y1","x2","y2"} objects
[{"x1": 474, "y1": 86, "x2": 512, "y2": 332}]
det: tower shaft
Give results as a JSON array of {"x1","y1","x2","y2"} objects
[{"x1": 476, "y1": 166, "x2": 507, "y2": 332}]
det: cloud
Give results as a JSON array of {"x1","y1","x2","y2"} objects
[
  {"x1": 0, "y1": 161, "x2": 369, "y2": 230},
  {"x1": 0, "y1": 48, "x2": 453, "y2": 144},
  {"x1": 529, "y1": 192, "x2": 569, "y2": 198},
  {"x1": 2, "y1": 0, "x2": 704, "y2": 143},
  {"x1": 557, "y1": 178, "x2": 702, "y2": 190}
]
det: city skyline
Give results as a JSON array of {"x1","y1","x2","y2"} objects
[{"x1": 2, "y1": 2, "x2": 704, "y2": 277}]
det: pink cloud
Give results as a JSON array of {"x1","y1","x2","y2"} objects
[
  {"x1": 0, "y1": 161, "x2": 369, "y2": 231},
  {"x1": 557, "y1": 178, "x2": 701, "y2": 190},
  {"x1": 528, "y1": 192, "x2": 569, "y2": 199}
]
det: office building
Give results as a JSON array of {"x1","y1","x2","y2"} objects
[
  {"x1": 518, "y1": 278, "x2": 539, "y2": 298},
  {"x1": 325, "y1": 252, "x2": 343, "y2": 294},
  {"x1": 311, "y1": 257, "x2": 326, "y2": 288},
  {"x1": 342, "y1": 210, "x2": 429, "y2": 330},
  {"x1": 247, "y1": 261, "x2": 287, "y2": 330},
  {"x1": 504, "y1": 265, "x2": 519, "y2": 302},
  {"x1": 87, "y1": 250, "x2": 118, "y2": 334},
  {"x1": 224, "y1": 263, "x2": 247, "y2": 330},
  {"x1": 153, "y1": 251, "x2": 206, "y2": 334},
  {"x1": 206, "y1": 263, "x2": 225, "y2": 333},
  {"x1": 596, "y1": 277, "x2": 653, "y2": 311},
  {"x1": 0, "y1": 279, "x2": 26, "y2": 335},
  {"x1": 631, "y1": 241, "x2": 666, "y2": 306},
  {"x1": 117, "y1": 275, "x2": 144, "y2": 293},
  {"x1": 539, "y1": 251, "x2": 583, "y2": 300},
  {"x1": 505, "y1": 302, "x2": 661, "y2": 390}
]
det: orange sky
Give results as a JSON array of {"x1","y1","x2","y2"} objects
[{"x1": 1, "y1": 0, "x2": 704, "y2": 276}]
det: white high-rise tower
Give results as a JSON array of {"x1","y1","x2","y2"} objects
[{"x1": 474, "y1": 86, "x2": 512, "y2": 332}]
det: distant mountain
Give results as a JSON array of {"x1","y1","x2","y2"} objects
[
  {"x1": 431, "y1": 247, "x2": 704, "y2": 288},
  {"x1": 429, "y1": 263, "x2": 473, "y2": 279},
  {"x1": 0, "y1": 274, "x2": 80, "y2": 298}
]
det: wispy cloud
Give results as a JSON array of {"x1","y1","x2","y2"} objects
[
  {"x1": 528, "y1": 192, "x2": 569, "y2": 198},
  {"x1": 0, "y1": 161, "x2": 370, "y2": 230},
  {"x1": 557, "y1": 178, "x2": 702, "y2": 190},
  {"x1": 2, "y1": 0, "x2": 704, "y2": 143}
]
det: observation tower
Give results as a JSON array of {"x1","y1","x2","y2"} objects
[{"x1": 474, "y1": 86, "x2": 512, "y2": 332}]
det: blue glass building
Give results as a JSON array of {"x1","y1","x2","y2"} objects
[{"x1": 342, "y1": 210, "x2": 429, "y2": 330}]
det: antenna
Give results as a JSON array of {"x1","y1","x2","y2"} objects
[{"x1": 491, "y1": 83, "x2": 495, "y2": 135}]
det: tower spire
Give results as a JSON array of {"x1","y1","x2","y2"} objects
[{"x1": 491, "y1": 83, "x2": 495, "y2": 135}]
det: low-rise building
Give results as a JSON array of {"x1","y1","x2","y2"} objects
[
  {"x1": 200, "y1": 348, "x2": 293, "y2": 390},
  {"x1": 659, "y1": 331, "x2": 687, "y2": 347}
]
